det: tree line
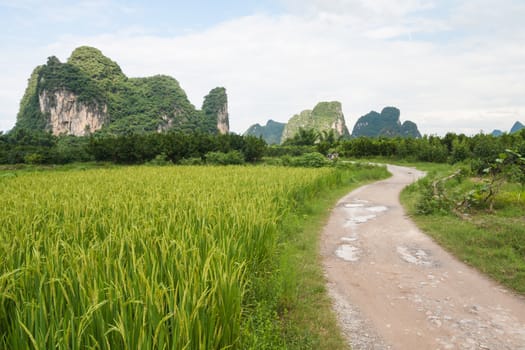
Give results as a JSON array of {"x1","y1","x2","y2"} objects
[
  {"x1": 0, "y1": 130, "x2": 266, "y2": 165},
  {"x1": 1, "y1": 128, "x2": 524, "y2": 173}
]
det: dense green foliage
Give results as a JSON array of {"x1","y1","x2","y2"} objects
[
  {"x1": 282, "y1": 128, "x2": 320, "y2": 146},
  {"x1": 351, "y1": 106, "x2": 421, "y2": 138},
  {"x1": 106, "y1": 75, "x2": 202, "y2": 134},
  {"x1": 0, "y1": 131, "x2": 267, "y2": 165},
  {"x1": 67, "y1": 46, "x2": 126, "y2": 89},
  {"x1": 14, "y1": 46, "x2": 223, "y2": 135},
  {"x1": 244, "y1": 119, "x2": 286, "y2": 145},
  {"x1": 2, "y1": 128, "x2": 525, "y2": 170},
  {"x1": 14, "y1": 66, "x2": 47, "y2": 131},
  {"x1": 0, "y1": 164, "x2": 388, "y2": 349},
  {"x1": 339, "y1": 131, "x2": 525, "y2": 169}
]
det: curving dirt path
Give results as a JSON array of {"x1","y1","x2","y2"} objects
[{"x1": 322, "y1": 164, "x2": 525, "y2": 350}]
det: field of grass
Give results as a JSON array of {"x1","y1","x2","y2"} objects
[
  {"x1": 0, "y1": 163, "x2": 388, "y2": 349},
  {"x1": 401, "y1": 164, "x2": 525, "y2": 294}
]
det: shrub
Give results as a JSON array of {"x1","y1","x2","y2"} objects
[
  {"x1": 289, "y1": 152, "x2": 330, "y2": 168},
  {"x1": 205, "y1": 151, "x2": 245, "y2": 165}
]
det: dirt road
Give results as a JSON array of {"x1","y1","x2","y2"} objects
[{"x1": 322, "y1": 164, "x2": 525, "y2": 350}]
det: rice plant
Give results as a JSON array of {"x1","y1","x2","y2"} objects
[{"x1": 0, "y1": 165, "x2": 350, "y2": 349}]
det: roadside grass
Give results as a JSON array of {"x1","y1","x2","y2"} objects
[
  {"x1": 243, "y1": 163, "x2": 390, "y2": 349},
  {"x1": 283, "y1": 165, "x2": 390, "y2": 349},
  {"x1": 400, "y1": 163, "x2": 525, "y2": 294}
]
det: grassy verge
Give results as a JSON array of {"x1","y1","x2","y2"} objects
[
  {"x1": 400, "y1": 163, "x2": 525, "y2": 294},
  {"x1": 246, "y1": 163, "x2": 391, "y2": 349}
]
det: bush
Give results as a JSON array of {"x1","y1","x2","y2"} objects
[
  {"x1": 147, "y1": 153, "x2": 171, "y2": 166},
  {"x1": 23, "y1": 153, "x2": 44, "y2": 164},
  {"x1": 205, "y1": 151, "x2": 245, "y2": 165},
  {"x1": 178, "y1": 157, "x2": 204, "y2": 165},
  {"x1": 289, "y1": 152, "x2": 329, "y2": 168}
]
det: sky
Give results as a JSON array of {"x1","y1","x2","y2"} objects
[{"x1": 1, "y1": 0, "x2": 525, "y2": 136}]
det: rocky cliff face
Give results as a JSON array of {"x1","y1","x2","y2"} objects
[
  {"x1": 39, "y1": 90, "x2": 107, "y2": 136},
  {"x1": 281, "y1": 101, "x2": 350, "y2": 143},
  {"x1": 216, "y1": 102, "x2": 229, "y2": 134},
  {"x1": 352, "y1": 107, "x2": 421, "y2": 138}
]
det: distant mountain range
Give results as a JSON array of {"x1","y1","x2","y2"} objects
[
  {"x1": 491, "y1": 121, "x2": 524, "y2": 136},
  {"x1": 245, "y1": 104, "x2": 421, "y2": 144}
]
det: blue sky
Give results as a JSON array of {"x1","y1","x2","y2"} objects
[{"x1": 1, "y1": 0, "x2": 524, "y2": 135}]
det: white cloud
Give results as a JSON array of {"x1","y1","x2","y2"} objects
[
  {"x1": 1, "y1": 2, "x2": 525, "y2": 135},
  {"x1": 281, "y1": 0, "x2": 434, "y2": 17}
]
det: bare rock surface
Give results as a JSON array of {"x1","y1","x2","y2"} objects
[
  {"x1": 39, "y1": 89, "x2": 106, "y2": 136},
  {"x1": 322, "y1": 165, "x2": 525, "y2": 350}
]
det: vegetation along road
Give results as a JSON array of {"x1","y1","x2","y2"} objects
[{"x1": 322, "y1": 165, "x2": 525, "y2": 349}]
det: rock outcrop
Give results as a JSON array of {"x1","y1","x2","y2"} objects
[
  {"x1": 39, "y1": 90, "x2": 107, "y2": 136},
  {"x1": 351, "y1": 107, "x2": 421, "y2": 138},
  {"x1": 281, "y1": 101, "x2": 350, "y2": 143},
  {"x1": 244, "y1": 119, "x2": 286, "y2": 144}
]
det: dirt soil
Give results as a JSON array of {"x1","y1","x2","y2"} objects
[{"x1": 322, "y1": 164, "x2": 525, "y2": 350}]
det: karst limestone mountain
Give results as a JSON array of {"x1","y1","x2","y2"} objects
[
  {"x1": 352, "y1": 107, "x2": 421, "y2": 138},
  {"x1": 280, "y1": 101, "x2": 350, "y2": 143},
  {"x1": 15, "y1": 46, "x2": 229, "y2": 136}
]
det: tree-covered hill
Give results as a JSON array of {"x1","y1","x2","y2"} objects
[
  {"x1": 244, "y1": 119, "x2": 286, "y2": 144},
  {"x1": 351, "y1": 107, "x2": 421, "y2": 138},
  {"x1": 14, "y1": 46, "x2": 228, "y2": 136}
]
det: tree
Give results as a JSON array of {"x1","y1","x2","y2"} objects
[
  {"x1": 282, "y1": 128, "x2": 319, "y2": 146},
  {"x1": 242, "y1": 136, "x2": 266, "y2": 162}
]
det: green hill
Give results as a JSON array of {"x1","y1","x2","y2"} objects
[
  {"x1": 15, "y1": 46, "x2": 228, "y2": 136},
  {"x1": 244, "y1": 119, "x2": 286, "y2": 144}
]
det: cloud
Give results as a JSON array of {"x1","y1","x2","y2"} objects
[
  {"x1": 1, "y1": 1, "x2": 525, "y2": 135},
  {"x1": 281, "y1": 0, "x2": 435, "y2": 17}
]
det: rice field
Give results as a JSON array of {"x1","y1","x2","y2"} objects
[{"x1": 0, "y1": 165, "x2": 363, "y2": 349}]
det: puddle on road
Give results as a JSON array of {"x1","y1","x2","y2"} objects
[
  {"x1": 344, "y1": 214, "x2": 377, "y2": 227},
  {"x1": 366, "y1": 206, "x2": 388, "y2": 213},
  {"x1": 344, "y1": 203, "x2": 365, "y2": 208},
  {"x1": 335, "y1": 244, "x2": 361, "y2": 262},
  {"x1": 337, "y1": 199, "x2": 390, "y2": 262},
  {"x1": 397, "y1": 246, "x2": 436, "y2": 266},
  {"x1": 342, "y1": 200, "x2": 389, "y2": 228}
]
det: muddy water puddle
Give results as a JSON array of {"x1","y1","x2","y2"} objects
[
  {"x1": 335, "y1": 245, "x2": 361, "y2": 262},
  {"x1": 336, "y1": 199, "x2": 390, "y2": 263},
  {"x1": 397, "y1": 246, "x2": 439, "y2": 267}
]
